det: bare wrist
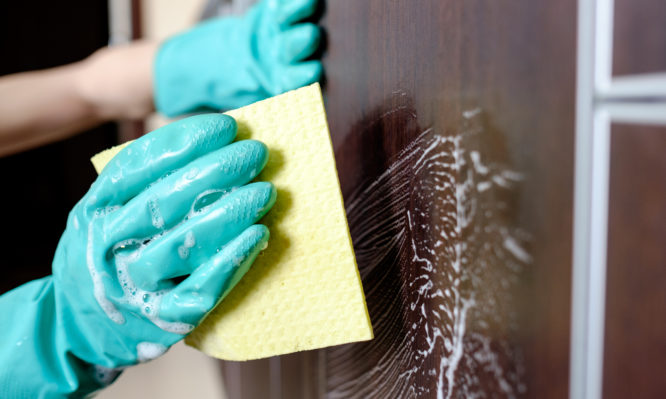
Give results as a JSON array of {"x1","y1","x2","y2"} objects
[
  {"x1": 77, "y1": 42, "x2": 158, "y2": 121},
  {"x1": 75, "y1": 49, "x2": 109, "y2": 120}
]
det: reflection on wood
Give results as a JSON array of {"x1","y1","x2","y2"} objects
[
  {"x1": 326, "y1": 94, "x2": 530, "y2": 398},
  {"x1": 613, "y1": 0, "x2": 666, "y2": 76},
  {"x1": 219, "y1": 0, "x2": 577, "y2": 396},
  {"x1": 603, "y1": 125, "x2": 666, "y2": 398}
]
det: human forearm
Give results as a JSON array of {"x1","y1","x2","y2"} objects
[
  {"x1": 77, "y1": 40, "x2": 157, "y2": 121},
  {"x1": 0, "y1": 63, "x2": 99, "y2": 157},
  {"x1": 0, "y1": 0, "x2": 324, "y2": 157},
  {"x1": 0, "y1": 41, "x2": 157, "y2": 157}
]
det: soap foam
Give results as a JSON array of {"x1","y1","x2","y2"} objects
[
  {"x1": 185, "y1": 166, "x2": 200, "y2": 180},
  {"x1": 148, "y1": 196, "x2": 165, "y2": 229},
  {"x1": 84, "y1": 186, "x2": 232, "y2": 334},
  {"x1": 178, "y1": 230, "x2": 196, "y2": 260},
  {"x1": 113, "y1": 242, "x2": 194, "y2": 335},
  {"x1": 136, "y1": 342, "x2": 167, "y2": 362},
  {"x1": 86, "y1": 207, "x2": 124, "y2": 325},
  {"x1": 184, "y1": 230, "x2": 196, "y2": 248}
]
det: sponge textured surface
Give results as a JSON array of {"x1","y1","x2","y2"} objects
[{"x1": 91, "y1": 84, "x2": 373, "y2": 361}]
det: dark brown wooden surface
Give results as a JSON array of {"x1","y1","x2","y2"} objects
[
  {"x1": 221, "y1": 0, "x2": 578, "y2": 397},
  {"x1": 320, "y1": 1, "x2": 576, "y2": 397},
  {"x1": 220, "y1": 350, "x2": 324, "y2": 398},
  {"x1": 613, "y1": 0, "x2": 666, "y2": 76},
  {"x1": 603, "y1": 124, "x2": 666, "y2": 399}
]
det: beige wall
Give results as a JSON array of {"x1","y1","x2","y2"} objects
[
  {"x1": 98, "y1": 342, "x2": 226, "y2": 399},
  {"x1": 141, "y1": 0, "x2": 207, "y2": 40},
  {"x1": 142, "y1": 0, "x2": 209, "y2": 132}
]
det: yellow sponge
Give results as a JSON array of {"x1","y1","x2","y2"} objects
[{"x1": 91, "y1": 83, "x2": 373, "y2": 361}]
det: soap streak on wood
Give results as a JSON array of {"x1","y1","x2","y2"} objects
[{"x1": 326, "y1": 104, "x2": 530, "y2": 398}]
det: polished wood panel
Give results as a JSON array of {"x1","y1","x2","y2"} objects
[
  {"x1": 220, "y1": 351, "x2": 324, "y2": 398},
  {"x1": 603, "y1": 124, "x2": 666, "y2": 398},
  {"x1": 320, "y1": 1, "x2": 576, "y2": 397},
  {"x1": 220, "y1": 358, "x2": 272, "y2": 398},
  {"x1": 221, "y1": 0, "x2": 577, "y2": 397},
  {"x1": 613, "y1": 0, "x2": 666, "y2": 76}
]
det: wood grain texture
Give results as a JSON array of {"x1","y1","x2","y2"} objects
[
  {"x1": 613, "y1": 0, "x2": 666, "y2": 76},
  {"x1": 321, "y1": 0, "x2": 576, "y2": 397},
  {"x1": 603, "y1": 125, "x2": 666, "y2": 399},
  {"x1": 220, "y1": 0, "x2": 577, "y2": 397}
]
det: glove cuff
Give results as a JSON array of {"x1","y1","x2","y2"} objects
[{"x1": 153, "y1": 36, "x2": 200, "y2": 117}]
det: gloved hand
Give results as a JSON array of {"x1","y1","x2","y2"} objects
[
  {"x1": 154, "y1": 0, "x2": 322, "y2": 117},
  {"x1": 0, "y1": 114, "x2": 276, "y2": 398}
]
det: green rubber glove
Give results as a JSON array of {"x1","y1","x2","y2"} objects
[
  {"x1": 154, "y1": 0, "x2": 322, "y2": 117},
  {"x1": 0, "y1": 114, "x2": 276, "y2": 397}
]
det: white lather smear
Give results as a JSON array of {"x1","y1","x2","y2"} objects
[
  {"x1": 328, "y1": 108, "x2": 530, "y2": 398},
  {"x1": 86, "y1": 206, "x2": 124, "y2": 324},
  {"x1": 113, "y1": 245, "x2": 194, "y2": 335},
  {"x1": 136, "y1": 342, "x2": 168, "y2": 362},
  {"x1": 83, "y1": 188, "x2": 236, "y2": 335}
]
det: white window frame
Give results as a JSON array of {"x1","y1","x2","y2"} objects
[{"x1": 571, "y1": 1, "x2": 666, "y2": 398}]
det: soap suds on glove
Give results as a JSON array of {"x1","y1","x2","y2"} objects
[
  {"x1": 136, "y1": 342, "x2": 167, "y2": 363},
  {"x1": 91, "y1": 84, "x2": 373, "y2": 361}
]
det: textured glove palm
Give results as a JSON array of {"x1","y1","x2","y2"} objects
[
  {"x1": 0, "y1": 114, "x2": 276, "y2": 397},
  {"x1": 154, "y1": 0, "x2": 322, "y2": 116}
]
